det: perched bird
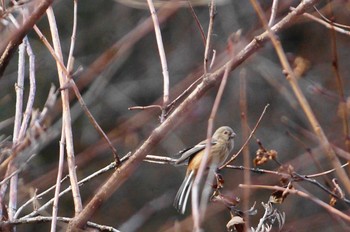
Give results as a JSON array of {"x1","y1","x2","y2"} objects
[{"x1": 173, "y1": 126, "x2": 236, "y2": 214}]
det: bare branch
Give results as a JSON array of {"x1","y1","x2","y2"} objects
[
  {"x1": 239, "y1": 184, "x2": 350, "y2": 223},
  {"x1": 147, "y1": 0, "x2": 170, "y2": 122},
  {"x1": 66, "y1": 0, "x2": 322, "y2": 229}
]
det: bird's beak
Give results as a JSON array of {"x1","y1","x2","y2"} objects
[{"x1": 230, "y1": 133, "x2": 236, "y2": 139}]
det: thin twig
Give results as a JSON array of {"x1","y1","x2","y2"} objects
[
  {"x1": 70, "y1": 80, "x2": 121, "y2": 163},
  {"x1": 239, "y1": 184, "x2": 350, "y2": 223},
  {"x1": 166, "y1": 76, "x2": 203, "y2": 112},
  {"x1": 34, "y1": 22, "x2": 121, "y2": 164},
  {"x1": 147, "y1": 0, "x2": 170, "y2": 123},
  {"x1": 0, "y1": 216, "x2": 119, "y2": 232},
  {"x1": 7, "y1": 39, "x2": 25, "y2": 222},
  {"x1": 186, "y1": 0, "x2": 206, "y2": 46},
  {"x1": 292, "y1": 173, "x2": 350, "y2": 204},
  {"x1": 50, "y1": 131, "x2": 65, "y2": 232},
  {"x1": 192, "y1": 56, "x2": 232, "y2": 231},
  {"x1": 13, "y1": 41, "x2": 25, "y2": 145},
  {"x1": 20, "y1": 160, "x2": 120, "y2": 219},
  {"x1": 143, "y1": 154, "x2": 176, "y2": 164},
  {"x1": 46, "y1": 6, "x2": 83, "y2": 214},
  {"x1": 239, "y1": 68, "x2": 251, "y2": 230},
  {"x1": 15, "y1": 175, "x2": 69, "y2": 219},
  {"x1": 268, "y1": 0, "x2": 279, "y2": 27},
  {"x1": 296, "y1": 8, "x2": 350, "y2": 36},
  {"x1": 51, "y1": 1, "x2": 77, "y2": 230},
  {"x1": 66, "y1": 0, "x2": 78, "y2": 73},
  {"x1": 313, "y1": 6, "x2": 350, "y2": 29},
  {"x1": 0, "y1": 0, "x2": 54, "y2": 77},
  {"x1": 128, "y1": 105, "x2": 162, "y2": 111},
  {"x1": 326, "y1": 2, "x2": 350, "y2": 151},
  {"x1": 18, "y1": 38, "x2": 36, "y2": 141},
  {"x1": 209, "y1": 49, "x2": 216, "y2": 70},
  {"x1": 220, "y1": 104, "x2": 269, "y2": 169},
  {"x1": 203, "y1": 0, "x2": 215, "y2": 75}
]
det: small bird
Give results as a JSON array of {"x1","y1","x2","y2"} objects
[{"x1": 173, "y1": 126, "x2": 236, "y2": 214}]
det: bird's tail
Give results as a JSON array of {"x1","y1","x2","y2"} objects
[{"x1": 173, "y1": 171, "x2": 195, "y2": 214}]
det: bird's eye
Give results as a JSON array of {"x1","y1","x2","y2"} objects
[{"x1": 224, "y1": 131, "x2": 228, "y2": 134}]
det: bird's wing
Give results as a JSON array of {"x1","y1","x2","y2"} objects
[{"x1": 175, "y1": 139, "x2": 217, "y2": 165}]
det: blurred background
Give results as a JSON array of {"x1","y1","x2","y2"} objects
[{"x1": 1, "y1": 0, "x2": 350, "y2": 231}]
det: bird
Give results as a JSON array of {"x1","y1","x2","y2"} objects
[{"x1": 173, "y1": 126, "x2": 236, "y2": 214}]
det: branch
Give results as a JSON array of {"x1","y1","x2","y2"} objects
[
  {"x1": 240, "y1": 184, "x2": 350, "y2": 223},
  {"x1": 0, "y1": 216, "x2": 119, "y2": 232},
  {"x1": 67, "y1": 0, "x2": 322, "y2": 229},
  {"x1": 147, "y1": 0, "x2": 170, "y2": 122},
  {"x1": 46, "y1": 6, "x2": 83, "y2": 214},
  {"x1": 0, "y1": 0, "x2": 54, "y2": 76}
]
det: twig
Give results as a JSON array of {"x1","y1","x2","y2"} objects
[
  {"x1": 268, "y1": 0, "x2": 279, "y2": 27},
  {"x1": 292, "y1": 173, "x2": 350, "y2": 204},
  {"x1": 51, "y1": 1, "x2": 77, "y2": 230},
  {"x1": 46, "y1": 6, "x2": 83, "y2": 214},
  {"x1": 33, "y1": 13, "x2": 119, "y2": 165},
  {"x1": 0, "y1": 154, "x2": 37, "y2": 189},
  {"x1": 239, "y1": 68, "x2": 251, "y2": 230},
  {"x1": 147, "y1": 0, "x2": 170, "y2": 123},
  {"x1": 13, "y1": 41, "x2": 25, "y2": 145},
  {"x1": 0, "y1": 0, "x2": 54, "y2": 77},
  {"x1": 186, "y1": 0, "x2": 206, "y2": 46},
  {"x1": 209, "y1": 49, "x2": 216, "y2": 70},
  {"x1": 239, "y1": 184, "x2": 350, "y2": 223},
  {"x1": 128, "y1": 105, "x2": 162, "y2": 111},
  {"x1": 203, "y1": 0, "x2": 215, "y2": 75},
  {"x1": 143, "y1": 155, "x2": 176, "y2": 164},
  {"x1": 70, "y1": 80, "x2": 121, "y2": 163},
  {"x1": 50, "y1": 131, "x2": 66, "y2": 232},
  {"x1": 66, "y1": 0, "x2": 78, "y2": 73},
  {"x1": 299, "y1": 9, "x2": 350, "y2": 36},
  {"x1": 7, "y1": 38, "x2": 25, "y2": 222},
  {"x1": 15, "y1": 166, "x2": 69, "y2": 219},
  {"x1": 220, "y1": 104, "x2": 269, "y2": 169},
  {"x1": 18, "y1": 38, "x2": 36, "y2": 141},
  {"x1": 166, "y1": 76, "x2": 203, "y2": 112},
  {"x1": 313, "y1": 6, "x2": 350, "y2": 30},
  {"x1": 192, "y1": 56, "x2": 232, "y2": 232},
  {"x1": 326, "y1": 3, "x2": 350, "y2": 151},
  {"x1": 20, "y1": 161, "x2": 119, "y2": 219},
  {"x1": 0, "y1": 216, "x2": 119, "y2": 232}
]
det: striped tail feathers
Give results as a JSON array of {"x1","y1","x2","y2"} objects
[{"x1": 173, "y1": 171, "x2": 195, "y2": 214}]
